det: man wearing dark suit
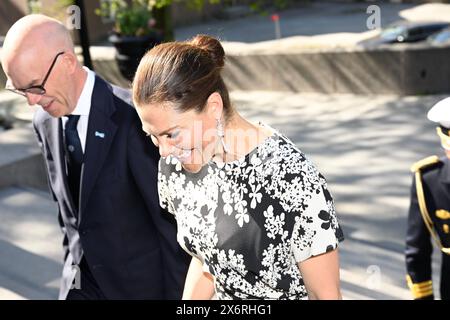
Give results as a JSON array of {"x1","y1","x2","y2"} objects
[
  {"x1": 1, "y1": 14, "x2": 189, "y2": 299},
  {"x1": 406, "y1": 97, "x2": 450, "y2": 300}
]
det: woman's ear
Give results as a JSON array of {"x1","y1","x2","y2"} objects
[{"x1": 206, "y1": 92, "x2": 223, "y2": 119}]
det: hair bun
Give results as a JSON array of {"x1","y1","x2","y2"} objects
[{"x1": 189, "y1": 34, "x2": 225, "y2": 68}]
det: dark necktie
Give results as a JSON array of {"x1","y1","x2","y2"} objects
[{"x1": 65, "y1": 115, "x2": 83, "y2": 210}]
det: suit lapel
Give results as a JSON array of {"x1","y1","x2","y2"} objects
[
  {"x1": 79, "y1": 77, "x2": 118, "y2": 222},
  {"x1": 43, "y1": 116, "x2": 78, "y2": 215}
]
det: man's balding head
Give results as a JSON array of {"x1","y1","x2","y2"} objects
[
  {"x1": 1, "y1": 14, "x2": 87, "y2": 118},
  {"x1": 2, "y1": 14, "x2": 74, "y2": 70}
]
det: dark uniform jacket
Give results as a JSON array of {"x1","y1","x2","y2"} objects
[{"x1": 406, "y1": 155, "x2": 450, "y2": 300}]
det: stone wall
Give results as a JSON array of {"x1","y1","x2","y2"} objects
[{"x1": 222, "y1": 44, "x2": 450, "y2": 95}]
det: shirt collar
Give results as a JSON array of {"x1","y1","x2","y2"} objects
[{"x1": 71, "y1": 66, "x2": 95, "y2": 116}]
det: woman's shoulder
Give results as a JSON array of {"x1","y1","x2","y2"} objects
[
  {"x1": 257, "y1": 126, "x2": 328, "y2": 191},
  {"x1": 258, "y1": 126, "x2": 316, "y2": 172},
  {"x1": 256, "y1": 127, "x2": 331, "y2": 213}
]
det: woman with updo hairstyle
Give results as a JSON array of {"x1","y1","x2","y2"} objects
[{"x1": 132, "y1": 35, "x2": 344, "y2": 300}]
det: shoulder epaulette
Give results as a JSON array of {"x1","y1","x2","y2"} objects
[{"x1": 410, "y1": 155, "x2": 441, "y2": 173}]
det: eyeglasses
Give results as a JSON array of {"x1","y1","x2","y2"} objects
[{"x1": 5, "y1": 51, "x2": 65, "y2": 97}]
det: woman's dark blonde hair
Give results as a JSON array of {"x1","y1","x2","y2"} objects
[{"x1": 132, "y1": 34, "x2": 232, "y2": 120}]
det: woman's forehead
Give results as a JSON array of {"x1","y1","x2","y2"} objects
[
  {"x1": 144, "y1": 103, "x2": 204, "y2": 122},
  {"x1": 140, "y1": 104, "x2": 196, "y2": 135}
]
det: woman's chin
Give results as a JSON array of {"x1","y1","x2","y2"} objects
[
  {"x1": 178, "y1": 149, "x2": 206, "y2": 173},
  {"x1": 181, "y1": 163, "x2": 203, "y2": 173}
]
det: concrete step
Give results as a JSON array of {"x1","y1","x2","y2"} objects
[{"x1": 0, "y1": 186, "x2": 61, "y2": 300}]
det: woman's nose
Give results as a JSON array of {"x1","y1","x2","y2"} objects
[{"x1": 159, "y1": 141, "x2": 173, "y2": 158}]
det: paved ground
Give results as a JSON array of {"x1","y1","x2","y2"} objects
[
  {"x1": 0, "y1": 187, "x2": 60, "y2": 299},
  {"x1": 0, "y1": 90, "x2": 447, "y2": 299}
]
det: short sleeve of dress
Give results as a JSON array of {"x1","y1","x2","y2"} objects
[{"x1": 290, "y1": 172, "x2": 344, "y2": 263}]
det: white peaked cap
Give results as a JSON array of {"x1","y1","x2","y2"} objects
[{"x1": 427, "y1": 97, "x2": 450, "y2": 128}]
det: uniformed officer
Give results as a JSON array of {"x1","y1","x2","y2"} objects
[{"x1": 406, "y1": 97, "x2": 450, "y2": 300}]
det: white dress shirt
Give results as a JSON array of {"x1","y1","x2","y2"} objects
[{"x1": 62, "y1": 67, "x2": 95, "y2": 153}]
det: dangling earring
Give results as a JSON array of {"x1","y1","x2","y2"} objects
[{"x1": 216, "y1": 118, "x2": 230, "y2": 154}]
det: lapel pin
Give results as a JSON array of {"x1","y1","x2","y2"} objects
[{"x1": 95, "y1": 131, "x2": 105, "y2": 139}]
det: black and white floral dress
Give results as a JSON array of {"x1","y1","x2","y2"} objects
[{"x1": 158, "y1": 125, "x2": 344, "y2": 300}]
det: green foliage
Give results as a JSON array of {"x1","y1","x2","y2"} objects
[
  {"x1": 57, "y1": 0, "x2": 76, "y2": 7},
  {"x1": 95, "y1": 0, "x2": 301, "y2": 37},
  {"x1": 181, "y1": 0, "x2": 221, "y2": 10},
  {"x1": 27, "y1": 0, "x2": 42, "y2": 13},
  {"x1": 95, "y1": 0, "x2": 222, "y2": 37},
  {"x1": 248, "y1": 0, "x2": 295, "y2": 15},
  {"x1": 96, "y1": 0, "x2": 156, "y2": 37},
  {"x1": 27, "y1": 0, "x2": 76, "y2": 21},
  {"x1": 150, "y1": 0, "x2": 220, "y2": 10}
]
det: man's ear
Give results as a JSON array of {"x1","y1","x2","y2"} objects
[
  {"x1": 206, "y1": 92, "x2": 223, "y2": 119},
  {"x1": 63, "y1": 52, "x2": 78, "y2": 75}
]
